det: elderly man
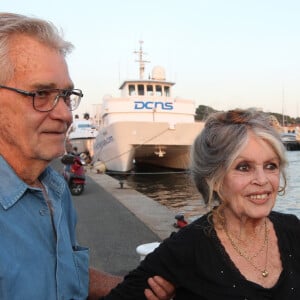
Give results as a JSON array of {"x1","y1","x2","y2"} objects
[{"x1": 0, "y1": 13, "x2": 174, "y2": 300}]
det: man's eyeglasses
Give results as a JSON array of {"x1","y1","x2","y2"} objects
[{"x1": 0, "y1": 85, "x2": 83, "y2": 112}]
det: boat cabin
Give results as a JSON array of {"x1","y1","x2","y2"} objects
[
  {"x1": 119, "y1": 66, "x2": 174, "y2": 98},
  {"x1": 120, "y1": 80, "x2": 174, "y2": 97}
]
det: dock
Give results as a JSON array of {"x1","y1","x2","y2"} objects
[
  {"x1": 52, "y1": 158, "x2": 177, "y2": 276},
  {"x1": 76, "y1": 170, "x2": 176, "y2": 275}
]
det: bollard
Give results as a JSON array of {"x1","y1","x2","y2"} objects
[
  {"x1": 136, "y1": 242, "x2": 160, "y2": 261},
  {"x1": 119, "y1": 179, "x2": 124, "y2": 188}
]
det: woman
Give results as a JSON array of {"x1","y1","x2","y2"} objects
[{"x1": 102, "y1": 108, "x2": 300, "y2": 299}]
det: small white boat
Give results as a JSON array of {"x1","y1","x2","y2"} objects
[
  {"x1": 68, "y1": 119, "x2": 98, "y2": 157},
  {"x1": 93, "y1": 41, "x2": 204, "y2": 172},
  {"x1": 280, "y1": 131, "x2": 300, "y2": 150}
]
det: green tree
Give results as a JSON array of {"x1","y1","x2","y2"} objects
[
  {"x1": 195, "y1": 105, "x2": 218, "y2": 121},
  {"x1": 194, "y1": 104, "x2": 300, "y2": 126}
]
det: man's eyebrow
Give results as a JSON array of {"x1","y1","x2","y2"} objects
[{"x1": 31, "y1": 83, "x2": 74, "y2": 90}]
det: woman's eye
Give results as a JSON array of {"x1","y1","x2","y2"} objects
[
  {"x1": 235, "y1": 163, "x2": 250, "y2": 172},
  {"x1": 265, "y1": 163, "x2": 278, "y2": 170}
]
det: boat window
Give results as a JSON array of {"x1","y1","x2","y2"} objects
[
  {"x1": 155, "y1": 85, "x2": 162, "y2": 96},
  {"x1": 78, "y1": 124, "x2": 91, "y2": 129},
  {"x1": 147, "y1": 85, "x2": 154, "y2": 96},
  {"x1": 164, "y1": 86, "x2": 170, "y2": 97},
  {"x1": 138, "y1": 84, "x2": 145, "y2": 95},
  {"x1": 129, "y1": 85, "x2": 136, "y2": 96}
]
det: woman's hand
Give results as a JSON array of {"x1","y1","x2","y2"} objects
[{"x1": 145, "y1": 276, "x2": 175, "y2": 300}]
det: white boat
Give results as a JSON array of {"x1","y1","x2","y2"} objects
[
  {"x1": 68, "y1": 119, "x2": 98, "y2": 158},
  {"x1": 280, "y1": 131, "x2": 300, "y2": 150},
  {"x1": 93, "y1": 41, "x2": 204, "y2": 172}
]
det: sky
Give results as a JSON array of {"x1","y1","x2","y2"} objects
[{"x1": 2, "y1": 0, "x2": 300, "y2": 117}]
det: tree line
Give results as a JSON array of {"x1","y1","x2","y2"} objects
[{"x1": 195, "y1": 105, "x2": 300, "y2": 126}]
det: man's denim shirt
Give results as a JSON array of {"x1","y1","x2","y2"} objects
[{"x1": 0, "y1": 156, "x2": 89, "y2": 299}]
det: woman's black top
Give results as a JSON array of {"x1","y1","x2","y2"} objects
[{"x1": 102, "y1": 211, "x2": 300, "y2": 299}]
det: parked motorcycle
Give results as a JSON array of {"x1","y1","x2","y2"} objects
[{"x1": 61, "y1": 154, "x2": 86, "y2": 196}]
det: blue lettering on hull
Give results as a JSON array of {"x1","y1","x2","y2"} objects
[
  {"x1": 134, "y1": 101, "x2": 173, "y2": 110},
  {"x1": 95, "y1": 135, "x2": 114, "y2": 150}
]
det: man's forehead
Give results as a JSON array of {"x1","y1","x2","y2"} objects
[
  {"x1": 10, "y1": 35, "x2": 57, "y2": 65},
  {"x1": 8, "y1": 35, "x2": 71, "y2": 88}
]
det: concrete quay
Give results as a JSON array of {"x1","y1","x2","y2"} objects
[
  {"x1": 87, "y1": 169, "x2": 176, "y2": 240},
  {"x1": 68, "y1": 164, "x2": 178, "y2": 276},
  {"x1": 76, "y1": 169, "x2": 177, "y2": 275},
  {"x1": 52, "y1": 159, "x2": 177, "y2": 275}
]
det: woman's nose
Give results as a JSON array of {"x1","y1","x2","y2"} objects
[{"x1": 251, "y1": 167, "x2": 268, "y2": 185}]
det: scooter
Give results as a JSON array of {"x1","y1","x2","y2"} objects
[{"x1": 61, "y1": 154, "x2": 86, "y2": 196}]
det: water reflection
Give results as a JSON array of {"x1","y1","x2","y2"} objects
[
  {"x1": 275, "y1": 151, "x2": 300, "y2": 218},
  {"x1": 126, "y1": 167, "x2": 209, "y2": 220},
  {"x1": 125, "y1": 152, "x2": 300, "y2": 220}
]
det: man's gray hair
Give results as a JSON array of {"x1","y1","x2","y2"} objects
[{"x1": 0, "y1": 13, "x2": 73, "y2": 83}]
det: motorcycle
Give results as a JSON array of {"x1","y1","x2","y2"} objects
[{"x1": 61, "y1": 154, "x2": 86, "y2": 196}]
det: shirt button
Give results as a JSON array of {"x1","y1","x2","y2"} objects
[{"x1": 39, "y1": 209, "x2": 47, "y2": 216}]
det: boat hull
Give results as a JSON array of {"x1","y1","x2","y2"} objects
[{"x1": 94, "y1": 121, "x2": 204, "y2": 172}]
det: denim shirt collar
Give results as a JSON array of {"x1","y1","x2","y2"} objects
[{"x1": 0, "y1": 156, "x2": 65, "y2": 210}]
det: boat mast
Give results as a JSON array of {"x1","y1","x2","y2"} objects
[
  {"x1": 134, "y1": 40, "x2": 150, "y2": 79},
  {"x1": 282, "y1": 86, "x2": 285, "y2": 127}
]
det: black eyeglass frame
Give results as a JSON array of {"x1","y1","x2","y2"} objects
[{"x1": 0, "y1": 84, "x2": 83, "y2": 112}]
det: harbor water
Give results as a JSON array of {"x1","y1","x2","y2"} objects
[
  {"x1": 275, "y1": 151, "x2": 300, "y2": 218},
  {"x1": 124, "y1": 151, "x2": 300, "y2": 220}
]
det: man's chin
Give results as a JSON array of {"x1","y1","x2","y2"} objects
[{"x1": 41, "y1": 149, "x2": 65, "y2": 161}]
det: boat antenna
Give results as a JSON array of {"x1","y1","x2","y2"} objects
[
  {"x1": 282, "y1": 85, "x2": 285, "y2": 126},
  {"x1": 134, "y1": 40, "x2": 150, "y2": 79}
]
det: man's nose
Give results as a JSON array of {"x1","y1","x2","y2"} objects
[{"x1": 50, "y1": 97, "x2": 73, "y2": 122}]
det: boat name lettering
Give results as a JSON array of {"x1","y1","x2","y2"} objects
[
  {"x1": 95, "y1": 136, "x2": 113, "y2": 150},
  {"x1": 134, "y1": 101, "x2": 173, "y2": 110}
]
